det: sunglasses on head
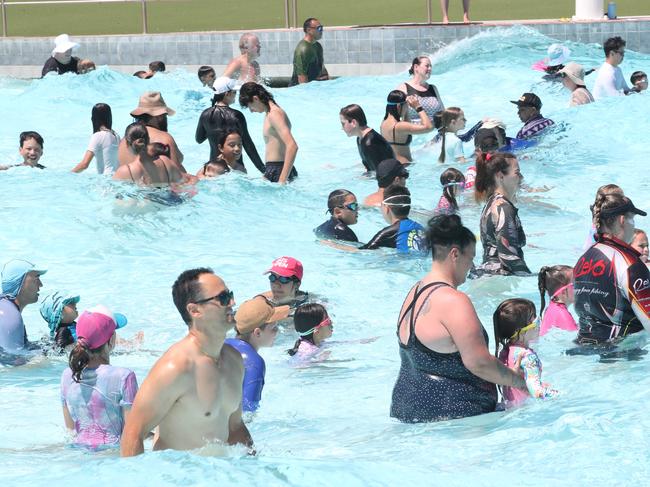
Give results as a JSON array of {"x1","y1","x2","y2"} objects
[
  {"x1": 194, "y1": 289, "x2": 234, "y2": 306},
  {"x1": 268, "y1": 274, "x2": 296, "y2": 284}
]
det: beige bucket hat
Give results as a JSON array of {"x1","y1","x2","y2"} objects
[{"x1": 130, "y1": 91, "x2": 176, "y2": 117}]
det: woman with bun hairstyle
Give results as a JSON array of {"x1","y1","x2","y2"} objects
[
  {"x1": 473, "y1": 152, "x2": 530, "y2": 276},
  {"x1": 396, "y1": 56, "x2": 444, "y2": 124},
  {"x1": 390, "y1": 214, "x2": 526, "y2": 423},
  {"x1": 573, "y1": 193, "x2": 650, "y2": 345}
]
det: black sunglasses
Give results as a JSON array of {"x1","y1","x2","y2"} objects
[
  {"x1": 268, "y1": 274, "x2": 296, "y2": 284},
  {"x1": 194, "y1": 289, "x2": 234, "y2": 306}
]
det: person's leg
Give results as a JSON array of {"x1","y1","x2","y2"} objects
[
  {"x1": 440, "y1": 0, "x2": 449, "y2": 24},
  {"x1": 463, "y1": 0, "x2": 471, "y2": 23}
]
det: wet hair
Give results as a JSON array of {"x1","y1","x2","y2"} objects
[
  {"x1": 303, "y1": 17, "x2": 317, "y2": 33},
  {"x1": 69, "y1": 339, "x2": 110, "y2": 383},
  {"x1": 426, "y1": 214, "x2": 476, "y2": 261},
  {"x1": 339, "y1": 104, "x2": 367, "y2": 127},
  {"x1": 592, "y1": 192, "x2": 631, "y2": 234},
  {"x1": 439, "y1": 167, "x2": 465, "y2": 212},
  {"x1": 408, "y1": 56, "x2": 430, "y2": 76},
  {"x1": 172, "y1": 267, "x2": 214, "y2": 326},
  {"x1": 217, "y1": 128, "x2": 242, "y2": 151},
  {"x1": 239, "y1": 82, "x2": 274, "y2": 109},
  {"x1": 437, "y1": 107, "x2": 463, "y2": 163},
  {"x1": 91, "y1": 103, "x2": 113, "y2": 133},
  {"x1": 124, "y1": 122, "x2": 150, "y2": 153},
  {"x1": 493, "y1": 298, "x2": 537, "y2": 357},
  {"x1": 474, "y1": 152, "x2": 516, "y2": 203},
  {"x1": 133, "y1": 112, "x2": 168, "y2": 132},
  {"x1": 327, "y1": 189, "x2": 354, "y2": 213},
  {"x1": 474, "y1": 127, "x2": 505, "y2": 153},
  {"x1": 20, "y1": 131, "x2": 44, "y2": 148},
  {"x1": 149, "y1": 61, "x2": 166, "y2": 72},
  {"x1": 287, "y1": 303, "x2": 328, "y2": 355},
  {"x1": 538, "y1": 265, "x2": 573, "y2": 313},
  {"x1": 384, "y1": 90, "x2": 406, "y2": 121},
  {"x1": 603, "y1": 36, "x2": 626, "y2": 57},
  {"x1": 133, "y1": 70, "x2": 152, "y2": 79},
  {"x1": 590, "y1": 184, "x2": 623, "y2": 220},
  {"x1": 197, "y1": 65, "x2": 215, "y2": 80},
  {"x1": 77, "y1": 59, "x2": 96, "y2": 73},
  {"x1": 383, "y1": 184, "x2": 411, "y2": 218},
  {"x1": 631, "y1": 71, "x2": 647, "y2": 85},
  {"x1": 239, "y1": 33, "x2": 257, "y2": 51},
  {"x1": 634, "y1": 228, "x2": 647, "y2": 239}
]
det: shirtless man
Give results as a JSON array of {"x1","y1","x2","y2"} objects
[
  {"x1": 120, "y1": 268, "x2": 252, "y2": 456},
  {"x1": 118, "y1": 92, "x2": 186, "y2": 172},
  {"x1": 239, "y1": 82, "x2": 298, "y2": 184},
  {"x1": 222, "y1": 33, "x2": 261, "y2": 83}
]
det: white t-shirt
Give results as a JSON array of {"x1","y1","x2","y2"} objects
[
  {"x1": 440, "y1": 132, "x2": 464, "y2": 163},
  {"x1": 88, "y1": 130, "x2": 120, "y2": 175},
  {"x1": 592, "y1": 62, "x2": 629, "y2": 99}
]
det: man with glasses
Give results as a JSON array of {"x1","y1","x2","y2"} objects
[
  {"x1": 289, "y1": 17, "x2": 329, "y2": 86},
  {"x1": 121, "y1": 268, "x2": 253, "y2": 456},
  {"x1": 315, "y1": 189, "x2": 360, "y2": 242},
  {"x1": 593, "y1": 36, "x2": 631, "y2": 99}
]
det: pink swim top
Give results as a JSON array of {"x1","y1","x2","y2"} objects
[
  {"x1": 532, "y1": 60, "x2": 548, "y2": 72},
  {"x1": 540, "y1": 301, "x2": 578, "y2": 336},
  {"x1": 498, "y1": 345, "x2": 557, "y2": 406}
]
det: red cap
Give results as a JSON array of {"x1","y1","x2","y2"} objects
[{"x1": 265, "y1": 256, "x2": 303, "y2": 281}]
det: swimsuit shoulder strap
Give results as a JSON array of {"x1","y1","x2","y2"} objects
[
  {"x1": 397, "y1": 281, "x2": 450, "y2": 336},
  {"x1": 127, "y1": 164, "x2": 136, "y2": 183}
]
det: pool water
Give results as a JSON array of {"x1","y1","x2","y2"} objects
[{"x1": 2, "y1": 26, "x2": 650, "y2": 485}]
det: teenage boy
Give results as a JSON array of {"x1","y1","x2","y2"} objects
[{"x1": 314, "y1": 189, "x2": 359, "y2": 242}]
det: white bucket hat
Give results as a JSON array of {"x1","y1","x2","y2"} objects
[
  {"x1": 52, "y1": 34, "x2": 79, "y2": 55},
  {"x1": 558, "y1": 62, "x2": 586, "y2": 86},
  {"x1": 547, "y1": 43, "x2": 570, "y2": 66}
]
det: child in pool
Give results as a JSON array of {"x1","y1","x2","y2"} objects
[
  {"x1": 631, "y1": 229, "x2": 649, "y2": 264},
  {"x1": 61, "y1": 305, "x2": 137, "y2": 450},
  {"x1": 538, "y1": 265, "x2": 577, "y2": 336},
  {"x1": 196, "y1": 129, "x2": 246, "y2": 179},
  {"x1": 494, "y1": 298, "x2": 557, "y2": 405},
  {"x1": 40, "y1": 291, "x2": 80, "y2": 350},
  {"x1": 434, "y1": 167, "x2": 465, "y2": 216},
  {"x1": 287, "y1": 303, "x2": 333, "y2": 364},
  {"x1": 435, "y1": 107, "x2": 467, "y2": 163},
  {"x1": 0, "y1": 131, "x2": 46, "y2": 171},
  {"x1": 630, "y1": 71, "x2": 648, "y2": 93}
]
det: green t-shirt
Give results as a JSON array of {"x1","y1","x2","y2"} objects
[{"x1": 290, "y1": 40, "x2": 324, "y2": 85}]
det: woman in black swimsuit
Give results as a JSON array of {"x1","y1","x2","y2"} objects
[
  {"x1": 390, "y1": 214, "x2": 526, "y2": 423},
  {"x1": 380, "y1": 90, "x2": 433, "y2": 164},
  {"x1": 397, "y1": 56, "x2": 445, "y2": 124}
]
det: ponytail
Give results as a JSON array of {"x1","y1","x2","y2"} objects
[
  {"x1": 69, "y1": 342, "x2": 91, "y2": 383},
  {"x1": 538, "y1": 265, "x2": 573, "y2": 314},
  {"x1": 439, "y1": 167, "x2": 464, "y2": 213},
  {"x1": 287, "y1": 338, "x2": 302, "y2": 356},
  {"x1": 474, "y1": 152, "x2": 515, "y2": 203},
  {"x1": 592, "y1": 192, "x2": 628, "y2": 234},
  {"x1": 538, "y1": 266, "x2": 549, "y2": 314},
  {"x1": 437, "y1": 107, "x2": 462, "y2": 164}
]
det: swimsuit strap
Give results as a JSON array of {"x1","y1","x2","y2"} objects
[
  {"x1": 397, "y1": 281, "x2": 450, "y2": 339},
  {"x1": 392, "y1": 123, "x2": 398, "y2": 143},
  {"x1": 159, "y1": 159, "x2": 172, "y2": 184},
  {"x1": 126, "y1": 164, "x2": 136, "y2": 183}
]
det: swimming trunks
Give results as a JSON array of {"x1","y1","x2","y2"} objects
[
  {"x1": 314, "y1": 217, "x2": 359, "y2": 242},
  {"x1": 573, "y1": 234, "x2": 650, "y2": 344},
  {"x1": 405, "y1": 83, "x2": 443, "y2": 123},
  {"x1": 388, "y1": 124, "x2": 412, "y2": 147},
  {"x1": 224, "y1": 338, "x2": 265, "y2": 412},
  {"x1": 361, "y1": 219, "x2": 426, "y2": 253},
  {"x1": 264, "y1": 161, "x2": 298, "y2": 183},
  {"x1": 357, "y1": 129, "x2": 394, "y2": 172},
  {"x1": 390, "y1": 282, "x2": 497, "y2": 422}
]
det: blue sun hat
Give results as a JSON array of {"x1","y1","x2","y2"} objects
[
  {"x1": 1, "y1": 259, "x2": 47, "y2": 300},
  {"x1": 547, "y1": 44, "x2": 570, "y2": 67},
  {"x1": 40, "y1": 291, "x2": 80, "y2": 337}
]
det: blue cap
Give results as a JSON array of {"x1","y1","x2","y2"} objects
[
  {"x1": 1, "y1": 259, "x2": 47, "y2": 299},
  {"x1": 40, "y1": 291, "x2": 80, "y2": 336}
]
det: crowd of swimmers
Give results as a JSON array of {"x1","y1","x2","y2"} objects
[{"x1": 1, "y1": 26, "x2": 649, "y2": 456}]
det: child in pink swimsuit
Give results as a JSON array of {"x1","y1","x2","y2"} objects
[
  {"x1": 494, "y1": 298, "x2": 557, "y2": 406},
  {"x1": 287, "y1": 303, "x2": 333, "y2": 365},
  {"x1": 434, "y1": 167, "x2": 465, "y2": 216},
  {"x1": 538, "y1": 265, "x2": 577, "y2": 336}
]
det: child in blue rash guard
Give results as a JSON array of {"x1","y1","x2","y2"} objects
[
  {"x1": 225, "y1": 296, "x2": 290, "y2": 413},
  {"x1": 361, "y1": 184, "x2": 427, "y2": 253}
]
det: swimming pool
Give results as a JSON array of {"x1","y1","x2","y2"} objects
[{"x1": 2, "y1": 25, "x2": 650, "y2": 485}]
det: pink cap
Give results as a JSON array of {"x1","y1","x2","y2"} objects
[
  {"x1": 265, "y1": 256, "x2": 303, "y2": 281},
  {"x1": 76, "y1": 305, "x2": 127, "y2": 349}
]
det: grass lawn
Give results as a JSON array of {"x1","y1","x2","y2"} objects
[{"x1": 3, "y1": 0, "x2": 649, "y2": 36}]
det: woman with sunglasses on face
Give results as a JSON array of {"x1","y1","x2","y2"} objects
[
  {"x1": 494, "y1": 298, "x2": 557, "y2": 407},
  {"x1": 261, "y1": 257, "x2": 309, "y2": 309},
  {"x1": 314, "y1": 189, "x2": 359, "y2": 243},
  {"x1": 287, "y1": 303, "x2": 333, "y2": 364}
]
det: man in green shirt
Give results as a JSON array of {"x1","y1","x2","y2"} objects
[{"x1": 290, "y1": 18, "x2": 329, "y2": 86}]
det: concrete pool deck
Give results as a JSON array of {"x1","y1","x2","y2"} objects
[{"x1": 0, "y1": 16, "x2": 648, "y2": 78}]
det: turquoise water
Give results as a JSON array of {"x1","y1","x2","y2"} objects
[{"x1": 2, "y1": 26, "x2": 650, "y2": 485}]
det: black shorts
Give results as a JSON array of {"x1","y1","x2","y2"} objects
[{"x1": 264, "y1": 161, "x2": 297, "y2": 183}]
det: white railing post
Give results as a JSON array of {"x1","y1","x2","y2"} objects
[
  {"x1": 427, "y1": 0, "x2": 432, "y2": 23},
  {"x1": 1, "y1": 0, "x2": 7, "y2": 37},
  {"x1": 141, "y1": 0, "x2": 147, "y2": 34}
]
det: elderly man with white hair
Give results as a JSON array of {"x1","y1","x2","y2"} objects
[
  {"x1": 42, "y1": 33, "x2": 80, "y2": 77},
  {"x1": 222, "y1": 33, "x2": 261, "y2": 83}
]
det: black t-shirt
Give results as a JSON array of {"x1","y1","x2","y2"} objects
[
  {"x1": 314, "y1": 217, "x2": 358, "y2": 242},
  {"x1": 41, "y1": 57, "x2": 79, "y2": 77},
  {"x1": 357, "y1": 129, "x2": 394, "y2": 172},
  {"x1": 195, "y1": 105, "x2": 265, "y2": 174}
]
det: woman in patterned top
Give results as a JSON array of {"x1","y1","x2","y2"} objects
[{"x1": 473, "y1": 152, "x2": 531, "y2": 276}]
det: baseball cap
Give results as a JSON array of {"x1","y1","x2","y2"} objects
[
  {"x1": 213, "y1": 76, "x2": 238, "y2": 95},
  {"x1": 376, "y1": 159, "x2": 409, "y2": 188},
  {"x1": 234, "y1": 296, "x2": 290, "y2": 335},
  {"x1": 600, "y1": 197, "x2": 647, "y2": 217},
  {"x1": 510, "y1": 93, "x2": 542, "y2": 110},
  {"x1": 265, "y1": 256, "x2": 303, "y2": 281},
  {"x1": 1, "y1": 259, "x2": 47, "y2": 299},
  {"x1": 76, "y1": 305, "x2": 128, "y2": 350}
]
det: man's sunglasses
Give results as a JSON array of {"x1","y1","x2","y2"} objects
[
  {"x1": 194, "y1": 289, "x2": 234, "y2": 306},
  {"x1": 268, "y1": 274, "x2": 296, "y2": 284}
]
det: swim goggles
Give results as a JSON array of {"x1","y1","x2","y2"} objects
[
  {"x1": 194, "y1": 289, "x2": 234, "y2": 306},
  {"x1": 443, "y1": 181, "x2": 466, "y2": 189},
  {"x1": 315, "y1": 25, "x2": 324, "y2": 32},
  {"x1": 298, "y1": 317, "x2": 333, "y2": 337},
  {"x1": 269, "y1": 274, "x2": 297, "y2": 284},
  {"x1": 339, "y1": 202, "x2": 359, "y2": 212},
  {"x1": 551, "y1": 282, "x2": 574, "y2": 299},
  {"x1": 510, "y1": 317, "x2": 540, "y2": 340},
  {"x1": 382, "y1": 195, "x2": 411, "y2": 207}
]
